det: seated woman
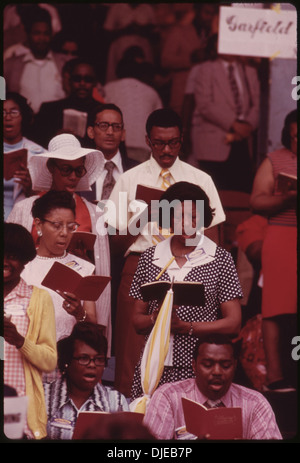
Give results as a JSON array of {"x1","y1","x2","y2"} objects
[
  {"x1": 130, "y1": 181, "x2": 243, "y2": 400},
  {"x1": 4, "y1": 223, "x2": 57, "y2": 439},
  {"x1": 21, "y1": 190, "x2": 97, "y2": 344},
  {"x1": 43, "y1": 322, "x2": 129, "y2": 440},
  {"x1": 7, "y1": 133, "x2": 112, "y2": 354},
  {"x1": 3, "y1": 92, "x2": 45, "y2": 219}
]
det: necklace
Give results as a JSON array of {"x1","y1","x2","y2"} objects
[{"x1": 37, "y1": 250, "x2": 67, "y2": 260}]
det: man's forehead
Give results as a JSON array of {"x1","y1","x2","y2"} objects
[
  {"x1": 150, "y1": 125, "x2": 181, "y2": 139},
  {"x1": 30, "y1": 22, "x2": 51, "y2": 33},
  {"x1": 73, "y1": 64, "x2": 95, "y2": 76},
  {"x1": 95, "y1": 110, "x2": 122, "y2": 122},
  {"x1": 197, "y1": 343, "x2": 234, "y2": 359}
]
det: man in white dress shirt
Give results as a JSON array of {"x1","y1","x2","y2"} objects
[
  {"x1": 86, "y1": 103, "x2": 138, "y2": 201},
  {"x1": 106, "y1": 108, "x2": 226, "y2": 397}
]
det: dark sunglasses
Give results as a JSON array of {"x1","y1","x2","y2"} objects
[{"x1": 53, "y1": 163, "x2": 87, "y2": 178}]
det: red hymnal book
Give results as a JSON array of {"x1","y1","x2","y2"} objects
[
  {"x1": 68, "y1": 231, "x2": 97, "y2": 251},
  {"x1": 41, "y1": 261, "x2": 110, "y2": 301},
  {"x1": 182, "y1": 397, "x2": 243, "y2": 440},
  {"x1": 135, "y1": 184, "x2": 164, "y2": 207},
  {"x1": 72, "y1": 411, "x2": 144, "y2": 440},
  {"x1": 4, "y1": 149, "x2": 28, "y2": 180}
]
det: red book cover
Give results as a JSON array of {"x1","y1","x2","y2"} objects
[
  {"x1": 4, "y1": 149, "x2": 28, "y2": 180},
  {"x1": 135, "y1": 184, "x2": 164, "y2": 207},
  {"x1": 72, "y1": 411, "x2": 144, "y2": 440},
  {"x1": 182, "y1": 397, "x2": 243, "y2": 440},
  {"x1": 41, "y1": 261, "x2": 110, "y2": 301},
  {"x1": 68, "y1": 231, "x2": 97, "y2": 251}
]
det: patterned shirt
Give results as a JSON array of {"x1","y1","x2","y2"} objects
[
  {"x1": 43, "y1": 377, "x2": 129, "y2": 440},
  {"x1": 4, "y1": 278, "x2": 33, "y2": 438},
  {"x1": 143, "y1": 378, "x2": 282, "y2": 440}
]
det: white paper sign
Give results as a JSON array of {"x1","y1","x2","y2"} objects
[
  {"x1": 4, "y1": 396, "x2": 28, "y2": 439},
  {"x1": 218, "y1": 5, "x2": 297, "y2": 59}
]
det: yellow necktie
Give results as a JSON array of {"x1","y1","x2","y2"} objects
[
  {"x1": 152, "y1": 169, "x2": 173, "y2": 245},
  {"x1": 160, "y1": 169, "x2": 172, "y2": 190}
]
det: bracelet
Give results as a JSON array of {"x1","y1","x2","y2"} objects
[
  {"x1": 78, "y1": 309, "x2": 87, "y2": 322},
  {"x1": 188, "y1": 322, "x2": 194, "y2": 336}
]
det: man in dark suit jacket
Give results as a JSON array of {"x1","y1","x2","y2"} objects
[
  {"x1": 33, "y1": 57, "x2": 101, "y2": 148},
  {"x1": 190, "y1": 52, "x2": 260, "y2": 193}
]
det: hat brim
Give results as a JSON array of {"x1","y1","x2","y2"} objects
[{"x1": 28, "y1": 148, "x2": 104, "y2": 192}]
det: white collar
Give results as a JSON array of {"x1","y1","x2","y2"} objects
[
  {"x1": 22, "y1": 50, "x2": 53, "y2": 63},
  {"x1": 104, "y1": 150, "x2": 122, "y2": 173},
  {"x1": 149, "y1": 154, "x2": 181, "y2": 180},
  {"x1": 153, "y1": 234, "x2": 217, "y2": 270}
]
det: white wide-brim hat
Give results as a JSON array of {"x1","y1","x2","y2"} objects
[{"x1": 28, "y1": 133, "x2": 104, "y2": 191}]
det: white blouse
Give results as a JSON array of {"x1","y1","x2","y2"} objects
[{"x1": 22, "y1": 252, "x2": 95, "y2": 341}]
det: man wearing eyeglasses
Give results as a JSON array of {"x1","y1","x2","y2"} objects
[
  {"x1": 33, "y1": 58, "x2": 101, "y2": 148},
  {"x1": 106, "y1": 108, "x2": 226, "y2": 398},
  {"x1": 86, "y1": 103, "x2": 138, "y2": 202}
]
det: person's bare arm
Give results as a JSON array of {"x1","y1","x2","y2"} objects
[
  {"x1": 171, "y1": 298, "x2": 241, "y2": 338},
  {"x1": 132, "y1": 299, "x2": 158, "y2": 335}
]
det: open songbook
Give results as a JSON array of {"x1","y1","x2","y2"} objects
[
  {"x1": 277, "y1": 172, "x2": 297, "y2": 194},
  {"x1": 140, "y1": 280, "x2": 205, "y2": 306},
  {"x1": 63, "y1": 108, "x2": 88, "y2": 138},
  {"x1": 41, "y1": 261, "x2": 110, "y2": 301},
  {"x1": 182, "y1": 397, "x2": 243, "y2": 440},
  {"x1": 4, "y1": 148, "x2": 28, "y2": 180}
]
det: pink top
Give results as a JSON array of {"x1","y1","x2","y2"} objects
[{"x1": 143, "y1": 378, "x2": 282, "y2": 440}]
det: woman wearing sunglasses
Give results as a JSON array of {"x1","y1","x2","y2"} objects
[{"x1": 7, "y1": 134, "x2": 112, "y2": 355}]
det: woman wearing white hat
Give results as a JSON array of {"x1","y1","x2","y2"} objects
[{"x1": 7, "y1": 134, "x2": 112, "y2": 354}]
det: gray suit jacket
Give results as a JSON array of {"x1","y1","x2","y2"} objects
[{"x1": 192, "y1": 58, "x2": 260, "y2": 162}]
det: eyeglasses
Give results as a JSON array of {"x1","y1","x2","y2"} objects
[
  {"x1": 71, "y1": 74, "x2": 95, "y2": 83},
  {"x1": 3, "y1": 109, "x2": 21, "y2": 118},
  {"x1": 73, "y1": 355, "x2": 106, "y2": 366},
  {"x1": 94, "y1": 122, "x2": 124, "y2": 132},
  {"x1": 149, "y1": 138, "x2": 182, "y2": 151},
  {"x1": 53, "y1": 163, "x2": 87, "y2": 178},
  {"x1": 42, "y1": 219, "x2": 80, "y2": 233}
]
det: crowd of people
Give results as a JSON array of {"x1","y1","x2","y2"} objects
[{"x1": 3, "y1": 3, "x2": 297, "y2": 442}]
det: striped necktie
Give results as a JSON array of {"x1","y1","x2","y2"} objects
[
  {"x1": 152, "y1": 169, "x2": 173, "y2": 245},
  {"x1": 160, "y1": 169, "x2": 172, "y2": 190},
  {"x1": 227, "y1": 63, "x2": 242, "y2": 117},
  {"x1": 101, "y1": 161, "x2": 115, "y2": 200},
  {"x1": 204, "y1": 400, "x2": 225, "y2": 409}
]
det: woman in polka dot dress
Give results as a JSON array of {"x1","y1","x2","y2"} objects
[{"x1": 129, "y1": 182, "x2": 243, "y2": 400}]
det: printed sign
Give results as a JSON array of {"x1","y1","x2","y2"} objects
[{"x1": 218, "y1": 5, "x2": 297, "y2": 59}]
